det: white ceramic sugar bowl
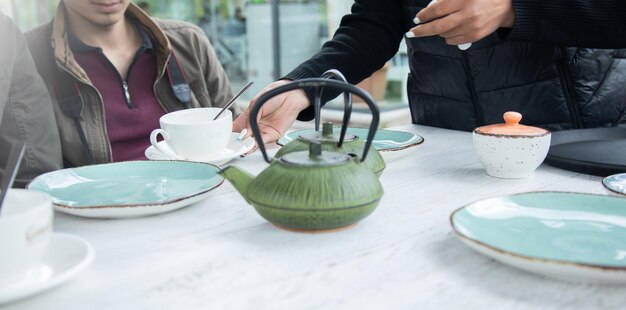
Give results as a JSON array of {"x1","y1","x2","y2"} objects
[{"x1": 473, "y1": 112, "x2": 551, "y2": 178}]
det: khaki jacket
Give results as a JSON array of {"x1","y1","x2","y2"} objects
[
  {"x1": 25, "y1": 3, "x2": 233, "y2": 167},
  {"x1": 0, "y1": 13, "x2": 62, "y2": 187}
]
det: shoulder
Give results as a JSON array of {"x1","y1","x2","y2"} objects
[
  {"x1": 153, "y1": 18, "x2": 213, "y2": 58},
  {"x1": 23, "y1": 22, "x2": 55, "y2": 78},
  {"x1": 0, "y1": 14, "x2": 20, "y2": 49},
  {"x1": 24, "y1": 21, "x2": 53, "y2": 52},
  {"x1": 0, "y1": 13, "x2": 18, "y2": 34},
  {"x1": 153, "y1": 18, "x2": 205, "y2": 39}
]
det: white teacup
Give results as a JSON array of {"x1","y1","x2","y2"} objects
[
  {"x1": 0, "y1": 189, "x2": 53, "y2": 285},
  {"x1": 150, "y1": 108, "x2": 233, "y2": 161}
]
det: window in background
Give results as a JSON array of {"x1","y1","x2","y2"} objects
[
  {"x1": 0, "y1": 0, "x2": 56, "y2": 31},
  {"x1": 135, "y1": 0, "x2": 329, "y2": 102}
]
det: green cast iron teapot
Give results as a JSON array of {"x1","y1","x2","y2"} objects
[
  {"x1": 274, "y1": 69, "x2": 386, "y2": 176},
  {"x1": 220, "y1": 78, "x2": 384, "y2": 232}
]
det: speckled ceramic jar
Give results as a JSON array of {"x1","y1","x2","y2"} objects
[{"x1": 473, "y1": 112, "x2": 551, "y2": 178}]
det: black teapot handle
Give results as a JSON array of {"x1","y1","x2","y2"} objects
[
  {"x1": 315, "y1": 69, "x2": 352, "y2": 147},
  {"x1": 250, "y1": 78, "x2": 380, "y2": 164}
]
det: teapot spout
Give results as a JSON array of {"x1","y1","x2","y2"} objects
[{"x1": 219, "y1": 166, "x2": 254, "y2": 203}]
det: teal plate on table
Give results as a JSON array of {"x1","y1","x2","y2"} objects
[
  {"x1": 27, "y1": 161, "x2": 223, "y2": 218},
  {"x1": 451, "y1": 192, "x2": 626, "y2": 284},
  {"x1": 278, "y1": 128, "x2": 424, "y2": 162}
]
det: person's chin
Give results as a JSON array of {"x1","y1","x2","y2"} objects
[{"x1": 95, "y1": 18, "x2": 123, "y2": 28}]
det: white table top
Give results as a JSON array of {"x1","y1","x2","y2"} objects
[{"x1": 7, "y1": 124, "x2": 626, "y2": 309}]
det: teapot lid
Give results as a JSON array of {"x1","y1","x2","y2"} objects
[
  {"x1": 280, "y1": 142, "x2": 352, "y2": 167},
  {"x1": 475, "y1": 112, "x2": 549, "y2": 137},
  {"x1": 298, "y1": 123, "x2": 358, "y2": 143}
]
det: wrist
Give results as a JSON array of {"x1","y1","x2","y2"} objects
[
  {"x1": 292, "y1": 89, "x2": 311, "y2": 112},
  {"x1": 275, "y1": 79, "x2": 311, "y2": 112}
]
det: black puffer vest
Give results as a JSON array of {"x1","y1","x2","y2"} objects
[{"x1": 402, "y1": 0, "x2": 626, "y2": 131}]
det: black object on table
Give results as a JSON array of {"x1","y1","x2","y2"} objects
[{"x1": 545, "y1": 127, "x2": 626, "y2": 177}]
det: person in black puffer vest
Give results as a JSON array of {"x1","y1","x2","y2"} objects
[{"x1": 234, "y1": 0, "x2": 626, "y2": 142}]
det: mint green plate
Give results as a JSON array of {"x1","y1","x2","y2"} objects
[
  {"x1": 27, "y1": 161, "x2": 223, "y2": 218},
  {"x1": 451, "y1": 192, "x2": 626, "y2": 283},
  {"x1": 278, "y1": 127, "x2": 424, "y2": 162}
]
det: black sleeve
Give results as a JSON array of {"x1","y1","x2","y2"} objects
[
  {"x1": 282, "y1": 0, "x2": 406, "y2": 121},
  {"x1": 504, "y1": 0, "x2": 626, "y2": 48}
]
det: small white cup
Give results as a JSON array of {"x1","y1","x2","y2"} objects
[
  {"x1": 0, "y1": 189, "x2": 53, "y2": 285},
  {"x1": 473, "y1": 112, "x2": 551, "y2": 179},
  {"x1": 150, "y1": 108, "x2": 232, "y2": 161}
]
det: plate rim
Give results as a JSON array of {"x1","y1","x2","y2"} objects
[
  {"x1": 0, "y1": 232, "x2": 95, "y2": 304},
  {"x1": 277, "y1": 127, "x2": 425, "y2": 151},
  {"x1": 27, "y1": 160, "x2": 224, "y2": 209},
  {"x1": 450, "y1": 191, "x2": 626, "y2": 272},
  {"x1": 603, "y1": 173, "x2": 626, "y2": 196}
]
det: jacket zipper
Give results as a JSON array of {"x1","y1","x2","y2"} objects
[
  {"x1": 555, "y1": 47, "x2": 583, "y2": 129},
  {"x1": 97, "y1": 49, "x2": 139, "y2": 109},
  {"x1": 122, "y1": 81, "x2": 132, "y2": 107},
  {"x1": 460, "y1": 51, "x2": 485, "y2": 127}
]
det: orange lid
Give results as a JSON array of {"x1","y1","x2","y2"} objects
[{"x1": 475, "y1": 112, "x2": 549, "y2": 136}]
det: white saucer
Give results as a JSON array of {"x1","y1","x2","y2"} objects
[
  {"x1": 0, "y1": 233, "x2": 95, "y2": 305},
  {"x1": 145, "y1": 133, "x2": 255, "y2": 166}
]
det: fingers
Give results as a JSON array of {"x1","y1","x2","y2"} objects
[
  {"x1": 233, "y1": 95, "x2": 258, "y2": 134},
  {"x1": 438, "y1": 24, "x2": 465, "y2": 38},
  {"x1": 442, "y1": 26, "x2": 490, "y2": 45},
  {"x1": 260, "y1": 125, "x2": 283, "y2": 145},
  {"x1": 414, "y1": 0, "x2": 461, "y2": 25},
  {"x1": 408, "y1": 12, "x2": 464, "y2": 38},
  {"x1": 445, "y1": 35, "x2": 475, "y2": 46},
  {"x1": 409, "y1": 0, "x2": 515, "y2": 46},
  {"x1": 233, "y1": 80, "x2": 302, "y2": 156},
  {"x1": 232, "y1": 113, "x2": 247, "y2": 132},
  {"x1": 244, "y1": 125, "x2": 282, "y2": 155}
]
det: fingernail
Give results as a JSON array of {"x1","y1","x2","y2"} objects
[
  {"x1": 237, "y1": 129, "x2": 248, "y2": 141},
  {"x1": 458, "y1": 43, "x2": 472, "y2": 50},
  {"x1": 413, "y1": 17, "x2": 420, "y2": 24},
  {"x1": 405, "y1": 31, "x2": 415, "y2": 38}
]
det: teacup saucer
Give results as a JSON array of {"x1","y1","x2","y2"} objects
[
  {"x1": 0, "y1": 233, "x2": 94, "y2": 305},
  {"x1": 145, "y1": 132, "x2": 255, "y2": 166}
]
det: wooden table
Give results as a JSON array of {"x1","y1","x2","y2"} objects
[{"x1": 7, "y1": 125, "x2": 626, "y2": 309}]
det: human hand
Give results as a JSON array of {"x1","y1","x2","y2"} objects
[
  {"x1": 406, "y1": 0, "x2": 515, "y2": 46},
  {"x1": 233, "y1": 80, "x2": 310, "y2": 146}
]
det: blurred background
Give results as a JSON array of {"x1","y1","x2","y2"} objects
[{"x1": 1, "y1": 0, "x2": 410, "y2": 127}]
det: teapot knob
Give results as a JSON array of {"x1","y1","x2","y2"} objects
[
  {"x1": 309, "y1": 141, "x2": 322, "y2": 158},
  {"x1": 322, "y1": 122, "x2": 334, "y2": 137},
  {"x1": 503, "y1": 111, "x2": 522, "y2": 125}
]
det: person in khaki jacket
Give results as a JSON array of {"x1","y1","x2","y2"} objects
[
  {"x1": 0, "y1": 13, "x2": 62, "y2": 187},
  {"x1": 26, "y1": 0, "x2": 233, "y2": 167}
]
